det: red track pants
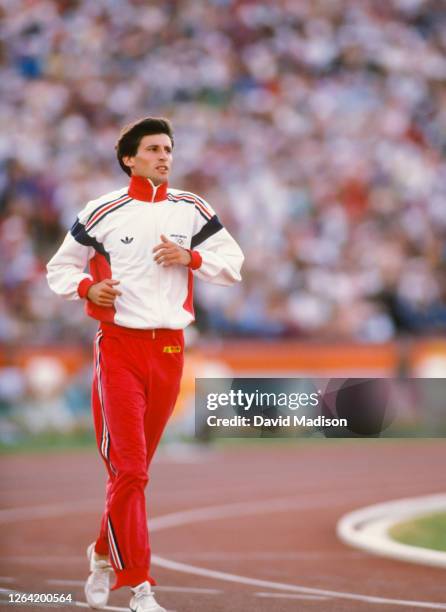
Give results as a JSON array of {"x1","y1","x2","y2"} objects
[{"x1": 91, "y1": 322, "x2": 184, "y2": 590}]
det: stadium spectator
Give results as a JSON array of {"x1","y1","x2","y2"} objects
[{"x1": 1, "y1": 0, "x2": 445, "y2": 344}]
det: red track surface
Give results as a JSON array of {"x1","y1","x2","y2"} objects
[{"x1": 1, "y1": 440, "x2": 445, "y2": 611}]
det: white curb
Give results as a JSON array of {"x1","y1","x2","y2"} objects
[{"x1": 336, "y1": 494, "x2": 446, "y2": 568}]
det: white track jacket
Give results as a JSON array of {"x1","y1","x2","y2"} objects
[{"x1": 47, "y1": 175, "x2": 244, "y2": 329}]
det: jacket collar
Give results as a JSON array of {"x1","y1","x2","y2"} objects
[{"x1": 128, "y1": 175, "x2": 168, "y2": 203}]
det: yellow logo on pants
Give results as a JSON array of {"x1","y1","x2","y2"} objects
[{"x1": 163, "y1": 345, "x2": 182, "y2": 353}]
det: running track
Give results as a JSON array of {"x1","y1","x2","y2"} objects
[{"x1": 1, "y1": 440, "x2": 445, "y2": 611}]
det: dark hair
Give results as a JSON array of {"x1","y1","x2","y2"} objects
[{"x1": 115, "y1": 117, "x2": 174, "y2": 176}]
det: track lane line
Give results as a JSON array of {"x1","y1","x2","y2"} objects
[
  {"x1": 256, "y1": 592, "x2": 330, "y2": 601},
  {"x1": 0, "y1": 587, "x2": 174, "y2": 612},
  {"x1": 0, "y1": 501, "x2": 103, "y2": 525},
  {"x1": 3, "y1": 474, "x2": 446, "y2": 608},
  {"x1": 46, "y1": 579, "x2": 221, "y2": 594},
  {"x1": 148, "y1": 496, "x2": 446, "y2": 610},
  {"x1": 151, "y1": 555, "x2": 446, "y2": 610}
]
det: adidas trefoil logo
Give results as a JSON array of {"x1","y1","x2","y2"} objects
[{"x1": 121, "y1": 236, "x2": 134, "y2": 244}]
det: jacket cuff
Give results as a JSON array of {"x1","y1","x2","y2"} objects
[
  {"x1": 78, "y1": 277, "x2": 95, "y2": 299},
  {"x1": 188, "y1": 250, "x2": 202, "y2": 270}
]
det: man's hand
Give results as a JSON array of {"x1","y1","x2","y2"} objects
[
  {"x1": 87, "y1": 279, "x2": 122, "y2": 307},
  {"x1": 153, "y1": 234, "x2": 191, "y2": 267}
]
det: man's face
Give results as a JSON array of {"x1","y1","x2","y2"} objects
[{"x1": 124, "y1": 133, "x2": 173, "y2": 184}]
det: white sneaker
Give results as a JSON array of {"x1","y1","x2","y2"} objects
[
  {"x1": 84, "y1": 542, "x2": 113, "y2": 609},
  {"x1": 129, "y1": 581, "x2": 166, "y2": 612}
]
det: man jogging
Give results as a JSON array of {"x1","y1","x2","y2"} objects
[{"x1": 46, "y1": 117, "x2": 244, "y2": 612}]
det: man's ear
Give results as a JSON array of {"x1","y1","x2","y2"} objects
[{"x1": 122, "y1": 155, "x2": 134, "y2": 170}]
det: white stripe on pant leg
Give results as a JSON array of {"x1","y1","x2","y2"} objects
[
  {"x1": 95, "y1": 332, "x2": 116, "y2": 475},
  {"x1": 96, "y1": 334, "x2": 122, "y2": 572},
  {"x1": 95, "y1": 332, "x2": 109, "y2": 459},
  {"x1": 107, "y1": 520, "x2": 120, "y2": 570},
  {"x1": 108, "y1": 517, "x2": 124, "y2": 570}
]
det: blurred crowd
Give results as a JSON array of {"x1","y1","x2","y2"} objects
[{"x1": 1, "y1": 0, "x2": 446, "y2": 345}]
